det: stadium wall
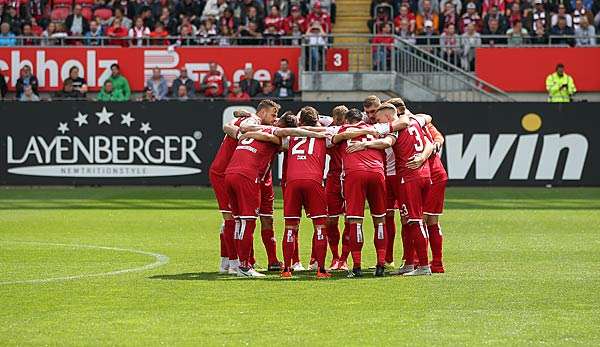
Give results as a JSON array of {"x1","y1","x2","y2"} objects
[{"x1": 0, "y1": 101, "x2": 597, "y2": 186}]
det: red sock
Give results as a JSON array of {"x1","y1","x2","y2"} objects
[
  {"x1": 261, "y1": 229, "x2": 278, "y2": 264},
  {"x1": 236, "y1": 218, "x2": 256, "y2": 268},
  {"x1": 400, "y1": 224, "x2": 414, "y2": 265},
  {"x1": 223, "y1": 219, "x2": 237, "y2": 260},
  {"x1": 219, "y1": 226, "x2": 227, "y2": 257},
  {"x1": 312, "y1": 218, "x2": 328, "y2": 270},
  {"x1": 327, "y1": 221, "x2": 340, "y2": 260},
  {"x1": 373, "y1": 222, "x2": 386, "y2": 266},
  {"x1": 282, "y1": 224, "x2": 297, "y2": 270},
  {"x1": 409, "y1": 221, "x2": 429, "y2": 267},
  {"x1": 348, "y1": 222, "x2": 364, "y2": 269},
  {"x1": 384, "y1": 214, "x2": 396, "y2": 263},
  {"x1": 428, "y1": 223, "x2": 443, "y2": 264},
  {"x1": 339, "y1": 222, "x2": 350, "y2": 263}
]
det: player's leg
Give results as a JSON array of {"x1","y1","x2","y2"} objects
[
  {"x1": 305, "y1": 180, "x2": 330, "y2": 277},
  {"x1": 282, "y1": 181, "x2": 303, "y2": 276},
  {"x1": 424, "y1": 179, "x2": 447, "y2": 273},
  {"x1": 283, "y1": 183, "x2": 303, "y2": 271},
  {"x1": 402, "y1": 178, "x2": 432, "y2": 276},
  {"x1": 326, "y1": 175, "x2": 344, "y2": 269},
  {"x1": 384, "y1": 177, "x2": 399, "y2": 268},
  {"x1": 259, "y1": 180, "x2": 280, "y2": 270},
  {"x1": 338, "y1": 221, "x2": 350, "y2": 271},
  {"x1": 366, "y1": 172, "x2": 387, "y2": 276},
  {"x1": 281, "y1": 219, "x2": 299, "y2": 278},
  {"x1": 343, "y1": 173, "x2": 367, "y2": 277},
  {"x1": 210, "y1": 171, "x2": 235, "y2": 272}
]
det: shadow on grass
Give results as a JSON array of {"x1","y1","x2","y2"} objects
[{"x1": 148, "y1": 270, "x2": 388, "y2": 282}]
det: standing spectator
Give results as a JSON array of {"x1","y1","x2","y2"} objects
[
  {"x1": 305, "y1": 22, "x2": 327, "y2": 71},
  {"x1": 98, "y1": 80, "x2": 126, "y2": 101},
  {"x1": 439, "y1": 2, "x2": 457, "y2": 32},
  {"x1": 227, "y1": 84, "x2": 251, "y2": 101},
  {"x1": 0, "y1": 23, "x2": 16, "y2": 46},
  {"x1": 0, "y1": 70, "x2": 7, "y2": 100},
  {"x1": 20, "y1": 85, "x2": 40, "y2": 102},
  {"x1": 15, "y1": 66, "x2": 39, "y2": 99},
  {"x1": 20, "y1": 24, "x2": 39, "y2": 46},
  {"x1": 460, "y1": 22, "x2": 481, "y2": 71},
  {"x1": 546, "y1": 63, "x2": 576, "y2": 102},
  {"x1": 130, "y1": 16, "x2": 151, "y2": 46},
  {"x1": 257, "y1": 81, "x2": 275, "y2": 98},
  {"x1": 85, "y1": 20, "x2": 104, "y2": 45},
  {"x1": 284, "y1": 5, "x2": 307, "y2": 34},
  {"x1": 201, "y1": 62, "x2": 227, "y2": 97},
  {"x1": 239, "y1": 67, "x2": 261, "y2": 97},
  {"x1": 550, "y1": 16, "x2": 575, "y2": 45},
  {"x1": 531, "y1": 19, "x2": 549, "y2": 44},
  {"x1": 54, "y1": 80, "x2": 85, "y2": 100},
  {"x1": 108, "y1": 7, "x2": 133, "y2": 30},
  {"x1": 440, "y1": 24, "x2": 460, "y2": 64},
  {"x1": 551, "y1": 4, "x2": 573, "y2": 27},
  {"x1": 107, "y1": 18, "x2": 129, "y2": 46},
  {"x1": 306, "y1": 1, "x2": 332, "y2": 33},
  {"x1": 528, "y1": 0, "x2": 550, "y2": 33},
  {"x1": 459, "y1": 2, "x2": 482, "y2": 33},
  {"x1": 397, "y1": 18, "x2": 417, "y2": 43},
  {"x1": 274, "y1": 58, "x2": 295, "y2": 98},
  {"x1": 572, "y1": 0, "x2": 594, "y2": 30},
  {"x1": 146, "y1": 68, "x2": 168, "y2": 100},
  {"x1": 483, "y1": 5, "x2": 508, "y2": 32},
  {"x1": 107, "y1": 64, "x2": 131, "y2": 101},
  {"x1": 416, "y1": 0, "x2": 439, "y2": 34},
  {"x1": 395, "y1": 4, "x2": 416, "y2": 33},
  {"x1": 483, "y1": 18, "x2": 507, "y2": 44},
  {"x1": 171, "y1": 67, "x2": 195, "y2": 98},
  {"x1": 66, "y1": 5, "x2": 90, "y2": 36},
  {"x1": 372, "y1": 22, "x2": 394, "y2": 71},
  {"x1": 575, "y1": 16, "x2": 596, "y2": 45},
  {"x1": 149, "y1": 22, "x2": 169, "y2": 45},
  {"x1": 2, "y1": 6, "x2": 22, "y2": 35},
  {"x1": 64, "y1": 66, "x2": 88, "y2": 96},
  {"x1": 175, "y1": 85, "x2": 190, "y2": 101},
  {"x1": 506, "y1": 20, "x2": 529, "y2": 45}
]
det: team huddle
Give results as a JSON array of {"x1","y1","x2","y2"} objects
[{"x1": 209, "y1": 95, "x2": 448, "y2": 278}]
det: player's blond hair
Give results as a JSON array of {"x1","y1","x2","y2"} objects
[
  {"x1": 331, "y1": 105, "x2": 349, "y2": 122},
  {"x1": 376, "y1": 103, "x2": 397, "y2": 115},
  {"x1": 257, "y1": 99, "x2": 281, "y2": 113},
  {"x1": 363, "y1": 95, "x2": 381, "y2": 109},
  {"x1": 386, "y1": 98, "x2": 406, "y2": 115}
]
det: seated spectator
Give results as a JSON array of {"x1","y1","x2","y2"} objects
[
  {"x1": 171, "y1": 67, "x2": 195, "y2": 98},
  {"x1": 3, "y1": 6, "x2": 22, "y2": 35},
  {"x1": 528, "y1": 0, "x2": 550, "y2": 33},
  {"x1": 370, "y1": 6, "x2": 392, "y2": 33},
  {"x1": 107, "y1": 18, "x2": 129, "y2": 46},
  {"x1": 218, "y1": 24, "x2": 234, "y2": 45},
  {"x1": 175, "y1": 0, "x2": 203, "y2": 25},
  {"x1": 15, "y1": 65, "x2": 39, "y2": 99},
  {"x1": 219, "y1": 8, "x2": 239, "y2": 33},
  {"x1": 108, "y1": 7, "x2": 132, "y2": 30},
  {"x1": 372, "y1": 22, "x2": 394, "y2": 71},
  {"x1": 459, "y1": 2, "x2": 482, "y2": 33},
  {"x1": 158, "y1": 7, "x2": 179, "y2": 35},
  {"x1": 227, "y1": 84, "x2": 251, "y2": 101},
  {"x1": 395, "y1": 4, "x2": 416, "y2": 34},
  {"x1": 440, "y1": 0, "x2": 462, "y2": 16},
  {"x1": 440, "y1": 24, "x2": 460, "y2": 64},
  {"x1": 30, "y1": 18, "x2": 44, "y2": 37},
  {"x1": 0, "y1": 23, "x2": 17, "y2": 46},
  {"x1": 130, "y1": 16, "x2": 151, "y2": 46},
  {"x1": 20, "y1": 85, "x2": 40, "y2": 102},
  {"x1": 264, "y1": 5, "x2": 285, "y2": 38},
  {"x1": 85, "y1": 20, "x2": 104, "y2": 46},
  {"x1": 0, "y1": 70, "x2": 7, "y2": 100},
  {"x1": 307, "y1": 1, "x2": 332, "y2": 33},
  {"x1": 482, "y1": 0, "x2": 506, "y2": 17},
  {"x1": 20, "y1": 24, "x2": 39, "y2": 46},
  {"x1": 460, "y1": 22, "x2": 481, "y2": 71},
  {"x1": 64, "y1": 66, "x2": 88, "y2": 96},
  {"x1": 240, "y1": 67, "x2": 261, "y2": 97},
  {"x1": 257, "y1": 81, "x2": 275, "y2": 98},
  {"x1": 146, "y1": 68, "x2": 168, "y2": 100},
  {"x1": 241, "y1": 6, "x2": 264, "y2": 32},
  {"x1": 149, "y1": 22, "x2": 169, "y2": 45},
  {"x1": 397, "y1": 18, "x2": 417, "y2": 43},
  {"x1": 507, "y1": 2, "x2": 524, "y2": 28},
  {"x1": 416, "y1": 0, "x2": 439, "y2": 34},
  {"x1": 98, "y1": 80, "x2": 126, "y2": 101},
  {"x1": 198, "y1": 17, "x2": 218, "y2": 45},
  {"x1": 572, "y1": 0, "x2": 594, "y2": 31},
  {"x1": 284, "y1": 5, "x2": 307, "y2": 34},
  {"x1": 418, "y1": 0, "x2": 440, "y2": 14},
  {"x1": 506, "y1": 20, "x2": 529, "y2": 45},
  {"x1": 54, "y1": 79, "x2": 85, "y2": 100},
  {"x1": 551, "y1": 4, "x2": 573, "y2": 27},
  {"x1": 305, "y1": 22, "x2": 327, "y2": 71},
  {"x1": 238, "y1": 21, "x2": 263, "y2": 45},
  {"x1": 202, "y1": 0, "x2": 227, "y2": 20},
  {"x1": 483, "y1": 18, "x2": 507, "y2": 44},
  {"x1": 548, "y1": 0, "x2": 572, "y2": 13},
  {"x1": 274, "y1": 58, "x2": 295, "y2": 98},
  {"x1": 138, "y1": 87, "x2": 157, "y2": 102},
  {"x1": 66, "y1": 5, "x2": 91, "y2": 36},
  {"x1": 575, "y1": 16, "x2": 596, "y2": 46},
  {"x1": 201, "y1": 62, "x2": 227, "y2": 97},
  {"x1": 550, "y1": 16, "x2": 575, "y2": 45},
  {"x1": 178, "y1": 25, "x2": 196, "y2": 45},
  {"x1": 175, "y1": 84, "x2": 190, "y2": 101},
  {"x1": 439, "y1": 2, "x2": 457, "y2": 32},
  {"x1": 139, "y1": 7, "x2": 156, "y2": 29},
  {"x1": 178, "y1": 15, "x2": 199, "y2": 36},
  {"x1": 483, "y1": 5, "x2": 508, "y2": 33},
  {"x1": 531, "y1": 19, "x2": 549, "y2": 44},
  {"x1": 107, "y1": 64, "x2": 131, "y2": 100},
  {"x1": 416, "y1": 19, "x2": 439, "y2": 47}
]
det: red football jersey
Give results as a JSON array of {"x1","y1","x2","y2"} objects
[
  {"x1": 326, "y1": 126, "x2": 342, "y2": 178},
  {"x1": 225, "y1": 127, "x2": 280, "y2": 181},
  {"x1": 423, "y1": 124, "x2": 448, "y2": 183},
  {"x1": 286, "y1": 136, "x2": 327, "y2": 183},
  {"x1": 337, "y1": 122, "x2": 384, "y2": 175},
  {"x1": 209, "y1": 117, "x2": 246, "y2": 175},
  {"x1": 393, "y1": 117, "x2": 431, "y2": 182}
]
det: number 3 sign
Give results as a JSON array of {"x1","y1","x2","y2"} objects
[{"x1": 326, "y1": 49, "x2": 349, "y2": 71}]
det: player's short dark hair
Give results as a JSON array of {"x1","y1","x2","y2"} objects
[
  {"x1": 385, "y1": 98, "x2": 406, "y2": 114},
  {"x1": 299, "y1": 106, "x2": 318, "y2": 126},
  {"x1": 345, "y1": 108, "x2": 363, "y2": 123},
  {"x1": 363, "y1": 95, "x2": 381, "y2": 109},
  {"x1": 257, "y1": 99, "x2": 281, "y2": 113},
  {"x1": 279, "y1": 111, "x2": 298, "y2": 128}
]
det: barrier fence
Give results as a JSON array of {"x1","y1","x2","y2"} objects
[{"x1": 0, "y1": 101, "x2": 597, "y2": 186}]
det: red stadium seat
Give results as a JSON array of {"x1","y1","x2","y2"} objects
[
  {"x1": 50, "y1": 7, "x2": 70, "y2": 22},
  {"x1": 81, "y1": 7, "x2": 92, "y2": 20},
  {"x1": 53, "y1": 0, "x2": 73, "y2": 8},
  {"x1": 75, "y1": 0, "x2": 94, "y2": 5},
  {"x1": 93, "y1": 8, "x2": 113, "y2": 21}
]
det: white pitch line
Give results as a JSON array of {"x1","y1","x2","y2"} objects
[{"x1": 0, "y1": 240, "x2": 170, "y2": 285}]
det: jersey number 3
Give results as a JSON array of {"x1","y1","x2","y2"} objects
[{"x1": 408, "y1": 126, "x2": 424, "y2": 152}]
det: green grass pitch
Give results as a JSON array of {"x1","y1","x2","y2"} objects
[{"x1": 1, "y1": 187, "x2": 600, "y2": 345}]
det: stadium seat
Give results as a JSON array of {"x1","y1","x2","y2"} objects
[
  {"x1": 52, "y1": 0, "x2": 73, "y2": 8},
  {"x1": 81, "y1": 7, "x2": 92, "y2": 21},
  {"x1": 94, "y1": 8, "x2": 113, "y2": 21},
  {"x1": 51, "y1": 7, "x2": 70, "y2": 22},
  {"x1": 75, "y1": 0, "x2": 94, "y2": 5}
]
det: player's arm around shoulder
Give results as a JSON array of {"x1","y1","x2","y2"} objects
[
  {"x1": 239, "y1": 128, "x2": 281, "y2": 145},
  {"x1": 223, "y1": 120, "x2": 240, "y2": 139},
  {"x1": 274, "y1": 127, "x2": 328, "y2": 138},
  {"x1": 346, "y1": 134, "x2": 395, "y2": 153},
  {"x1": 332, "y1": 127, "x2": 379, "y2": 144},
  {"x1": 406, "y1": 136, "x2": 434, "y2": 169}
]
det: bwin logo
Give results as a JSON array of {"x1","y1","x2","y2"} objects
[
  {"x1": 6, "y1": 107, "x2": 203, "y2": 178},
  {"x1": 444, "y1": 113, "x2": 589, "y2": 181}
]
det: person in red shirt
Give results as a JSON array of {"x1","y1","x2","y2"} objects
[
  {"x1": 263, "y1": 5, "x2": 284, "y2": 35},
  {"x1": 283, "y1": 5, "x2": 307, "y2": 34},
  {"x1": 149, "y1": 22, "x2": 169, "y2": 45},
  {"x1": 106, "y1": 17, "x2": 128, "y2": 46},
  {"x1": 394, "y1": 4, "x2": 416, "y2": 34},
  {"x1": 372, "y1": 22, "x2": 395, "y2": 71},
  {"x1": 202, "y1": 62, "x2": 227, "y2": 97},
  {"x1": 306, "y1": 1, "x2": 331, "y2": 33},
  {"x1": 226, "y1": 84, "x2": 250, "y2": 101}
]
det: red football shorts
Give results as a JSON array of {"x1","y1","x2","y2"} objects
[
  {"x1": 224, "y1": 173, "x2": 260, "y2": 219},
  {"x1": 385, "y1": 175, "x2": 400, "y2": 211},
  {"x1": 283, "y1": 179, "x2": 328, "y2": 219},
  {"x1": 326, "y1": 174, "x2": 344, "y2": 217},
  {"x1": 259, "y1": 175, "x2": 275, "y2": 217},
  {"x1": 424, "y1": 179, "x2": 447, "y2": 215},
  {"x1": 398, "y1": 177, "x2": 431, "y2": 222},
  {"x1": 209, "y1": 170, "x2": 230, "y2": 213},
  {"x1": 343, "y1": 171, "x2": 386, "y2": 219}
]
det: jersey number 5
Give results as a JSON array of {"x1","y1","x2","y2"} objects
[
  {"x1": 407, "y1": 126, "x2": 424, "y2": 152},
  {"x1": 291, "y1": 137, "x2": 316, "y2": 155}
]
